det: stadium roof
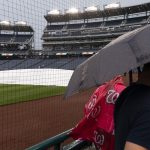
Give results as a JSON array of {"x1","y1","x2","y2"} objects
[
  {"x1": 45, "y1": 2, "x2": 150, "y2": 23},
  {"x1": 66, "y1": 8, "x2": 79, "y2": 14},
  {"x1": 0, "y1": 24, "x2": 34, "y2": 32},
  {"x1": 14, "y1": 25, "x2": 34, "y2": 32},
  {"x1": 85, "y1": 6, "x2": 98, "y2": 12},
  {"x1": 48, "y1": 10, "x2": 60, "y2": 15},
  {"x1": 0, "y1": 21, "x2": 11, "y2": 25}
]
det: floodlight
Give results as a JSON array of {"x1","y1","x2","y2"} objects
[
  {"x1": 82, "y1": 52, "x2": 94, "y2": 55},
  {"x1": 66, "y1": 8, "x2": 78, "y2": 14},
  {"x1": 85, "y1": 6, "x2": 98, "y2": 12},
  {"x1": 104, "y1": 3, "x2": 120, "y2": 9},
  {"x1": 56, "y1": 53, "x2": 67, "y2": 56},
  {"x1": 15, "y1": 21, "x2": 27, "y2": 26},
  {"x1": 1, "y1": 53, "x2": 13, "y2": 56},
  {"x1": 0, "y1": 20, "x2": 10, "y2": 25},
  {"x1": 48, "y1": 10, "x2": 60, "y2": 15}
]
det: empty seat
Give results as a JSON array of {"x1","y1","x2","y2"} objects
[
  {"x1": 0, "y1": 34, "x2": 13, "y2": 42},
  {"x1": 14, "y1": 35, "x2": 32, "y2": 43},
  {"x1": 105, "y1": 19, "x2": 123, "y2": 27},
  {"x1": 67, "y1": 24, "x2": 83, "y2": 29},
  {"x1": 46, "y1": 25, "x2": 63, "y2": 30},
  {"x1": 70, "y1": 31, "x2": 81, "y2": 36},
  {"x1": 85, "y1": 22, "x2": 102, "y2": 28},
  {"x1": 126, "y1": 16, "x2": 147, "y2": 25}
]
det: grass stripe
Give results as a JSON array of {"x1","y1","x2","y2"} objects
[{"x1": 0, "y1": 84, "x2": 66, "y2": 105}]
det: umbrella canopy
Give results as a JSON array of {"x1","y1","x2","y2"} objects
[{"x1": 65, "y1": 25, "x2": 150, "y2": 98}]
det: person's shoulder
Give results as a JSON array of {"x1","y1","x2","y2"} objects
[
  {"x1": 129, "y1": 83, "x2": 150, "y2": 89},
  {"x1": 126, "y1": 83, "x2": 149, "y2": 90},
  {"x1": 120, "y1": 83, "x2": 150, "y2": 97},
  {"x1": 115, "y1": 83, "x2": 150, "y2": 114},
  {"x1": 115, "y1": 83, "x2": 150, "y2": 109},
  {"x1": 127, "y1": 83, "x2": 150, "y2": 96}
]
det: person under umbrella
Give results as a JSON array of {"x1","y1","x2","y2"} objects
[
  {"x1": 65, "y1": 25, "x2": 150, "y2": 150},
  {"x1": 114, "y1": 63, "x2": 150, "y2": 150}
]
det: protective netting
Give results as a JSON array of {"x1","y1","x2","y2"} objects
[{"x1": 0, "y1": 0, "x2": 149, "y2": 149}]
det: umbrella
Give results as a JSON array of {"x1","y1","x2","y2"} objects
[{"x1": 65, "y1": 25, "x2": 150, "y2": 98}]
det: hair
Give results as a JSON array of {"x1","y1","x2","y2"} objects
[{"x1": 137, "y1": 63, "x2": 150, "y2": 85}]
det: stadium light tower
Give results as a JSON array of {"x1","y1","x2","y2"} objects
[
  {"x1": 48, "y1": 10, "x2": 60, "y2": 15},
  {"x1": 66, "y1": 8, "x2": 79, "y2": 14},
  {"x1": 0, "y1": 20, "x2": 11, "y2": 25},
  {"x1": 85, "y1": 6, "x2": 98, "y2": 12},
  {"x1": 104, "y1": 2, "x2": 120, "y2": 9}
]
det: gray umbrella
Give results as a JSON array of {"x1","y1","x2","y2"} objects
[{"x1": 65, "y1": 25, "x2": 150, "y2": 98}]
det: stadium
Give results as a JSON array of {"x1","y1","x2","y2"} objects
[
  {"x1": 0, "y1": 2, "x2": 150, "y2": 70},
  {"x1": 0, "y1": 1, "x2": 150, "y2": 150}
]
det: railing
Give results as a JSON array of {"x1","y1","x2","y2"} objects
[{"x1": 26, "y1": 129, "x2": 92, "y2": 150}]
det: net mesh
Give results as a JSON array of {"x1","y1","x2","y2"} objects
[{"x1": 0, "y1": 0, "x2": 149, "y2": 149}]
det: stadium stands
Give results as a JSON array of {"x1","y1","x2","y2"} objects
[
  {"x1": 42, "y1": 2, "x2": 150, "y2": 57},
  {"x1": 14, "y1": 35, "x2": 33, "y2": 43},
  {"x1": 125, "y1": 16, "x2": 148, "y2": 25},
  {"x1": 0, "y1": 34, "x2": 13, "y2": 42},
  {"x1": 0, "y1": 22, "x2": 34, "y2": 58},
  {"x1": 0, "y1": 3, "x2": 150, "y2": 71},
  {"x1": 46, "y1": 25, "x2": 64, "y2": 30},
  {"x1": 85, "y1": 21, "x2": 102, "y2": 28},
  {"x1": 0, "y1": 57, "x2": 87, "y2": 70},
  {"x1": 67, "y1": 23, "x2": 83, "y2": 29},
  {"x1": 105, "y1": 19, "x2": 123, "y2": 27}
]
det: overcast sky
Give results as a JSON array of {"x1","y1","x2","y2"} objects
[{"x1": 0, "y1": 0, "x2": 150, "y2": 49}]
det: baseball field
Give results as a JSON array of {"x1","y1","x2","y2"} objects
[
  {"x1": 0, "y1": 69, "x2": 132, "y2": 150},
  {"x1": 0, "y1": 68, "x2": 79, "y2": 149},
  {"x1": 0, "y1": 68, "x2": 72, "y2": 105},
  {"x1": 0, "y1": 84, "x2": 66, "y2": 105},
  {"x1": 0, "y1": 84, "x2": 95, "y2": 150}
]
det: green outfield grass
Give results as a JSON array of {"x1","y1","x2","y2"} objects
[{"x1": 0, "y1": 84, "x2": 66, "y2": 106}]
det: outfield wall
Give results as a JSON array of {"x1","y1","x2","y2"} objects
[{"x1": 0, "y1": 69, "x2": 73, "y2": 86}]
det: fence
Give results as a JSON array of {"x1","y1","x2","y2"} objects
[
  {"x1": 0, "y1": 0, "x2": 148, "y2": 149},
  {"x1": 26, "y1": 129, "x2": 92, "y2": 150}
]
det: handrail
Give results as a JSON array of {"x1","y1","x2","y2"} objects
[
  {"x1": 26, "y1": 129, "x2": 92, "y2": 150},
  {"x1": 64, "y1": 140, "x2": 92, "y2": 150},
  {"x1": 26, "y1": 129, "x2": 72, "y2": 150}
]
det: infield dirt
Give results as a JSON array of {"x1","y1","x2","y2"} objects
[
  {"x1": 0, "y1": 73, "x2": 135, "y2": 150},
  {"x1": 0, "y1": 88, "x2": 95, "y2": 150}
]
